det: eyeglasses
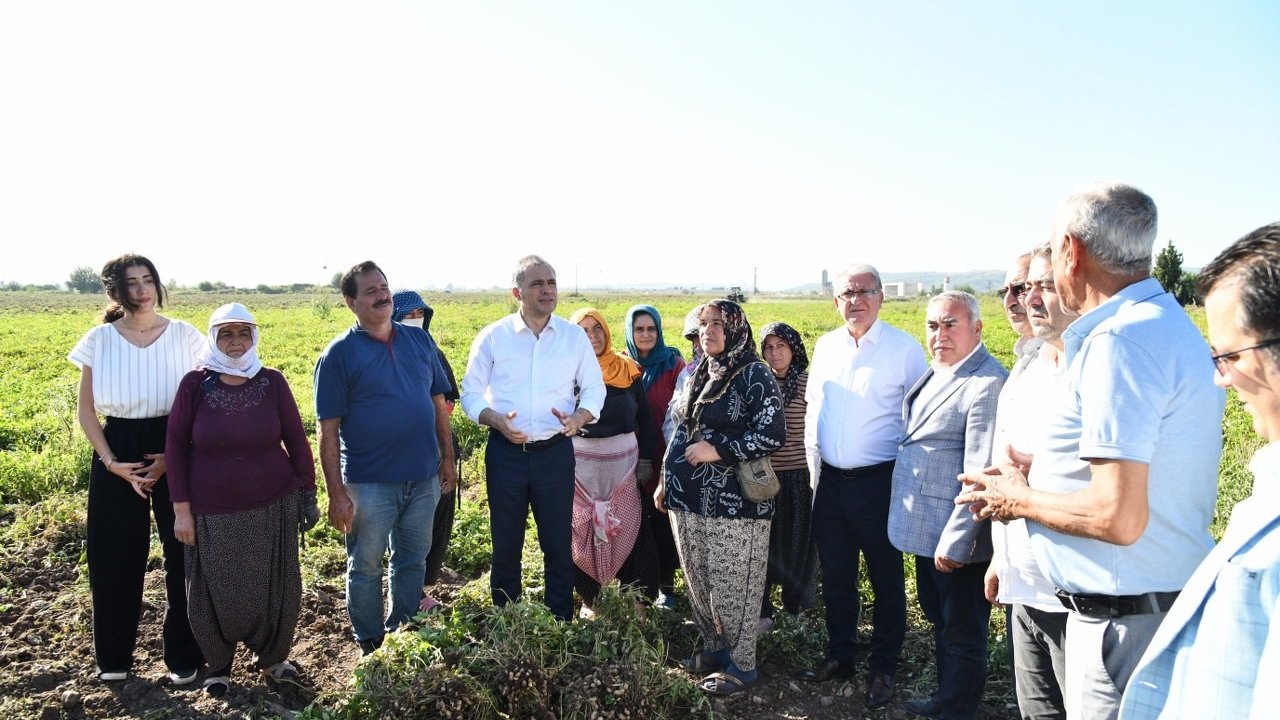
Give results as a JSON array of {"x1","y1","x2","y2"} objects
[
  {"x1": 1211, "y1": 338, "x2": 1280, "y2": 374},
  {"x1": 837, "y1": 288, "x2": 880, "y2": 301},
  {"x1": 997, "y1": 282, "x2": 1029, "y2": 300}
]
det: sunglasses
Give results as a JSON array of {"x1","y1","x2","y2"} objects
[{"x1": 997, "y1": 282, "x2": 1029, "y2": 299}]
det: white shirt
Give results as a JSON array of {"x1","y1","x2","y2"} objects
[
  {"x1": 804, "y1": 318, "x2": 928, "y2": 474},
  {"x1": 67, "y1": 320, "x2": 204, "y2": 419},
  {"x1": 990, "y1": 344, "x2": 1069, "y2": 612},
  {"x1": 461, "y1": 312, "x2": 606, "y2": 442}
]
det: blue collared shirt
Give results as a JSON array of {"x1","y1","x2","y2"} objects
[{"x1": 1028, "y1": 277, "x2": 1224, "y2": 595}]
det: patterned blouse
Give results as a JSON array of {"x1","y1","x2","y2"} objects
[{"x1": 662, "y1": 360, "x2": 785, "y2": 520}]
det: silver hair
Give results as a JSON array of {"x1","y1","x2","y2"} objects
[
  {"x1": 1030, "y1": 242, "x2": 1052, "y2": 263},
  {"x1": 1053, "y1": 182, "x2": 1157, "y2": 275},
  {"x1": 930, "y1": 290, "x2": 982, "y2": 325},
  {"x1": 512, "y1": 255, "x2": 554, "y2": 287},
  {"x1": 834, "y1": 263, "x2": 882, "y2": 293}
]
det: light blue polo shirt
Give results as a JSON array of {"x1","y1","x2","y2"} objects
[{"x1": 1028, "y1": 277, "x2": 1224, "y2": 596}]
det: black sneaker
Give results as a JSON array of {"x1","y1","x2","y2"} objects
[{"x1": 358, "y1": 637, "x2": 383, "y2": 656}]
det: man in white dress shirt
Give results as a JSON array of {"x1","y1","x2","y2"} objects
[
  {"x1": 460, "y1": 255, "x2": 605, "y2": 620},
  {"x1": 988, "y1": 245, "x2": 1075, "y2": 719},
  {"x1": 799, "y1": 263, "x2": 928, "y2": 710}
]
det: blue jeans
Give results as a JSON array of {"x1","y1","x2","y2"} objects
[{"x1": 344, "y1": 479, "x2": 439, "y2": 643}]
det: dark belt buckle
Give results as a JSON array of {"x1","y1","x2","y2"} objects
[{"x1": 1056, "y1": 590, "x2": 1117, "y2": 619}]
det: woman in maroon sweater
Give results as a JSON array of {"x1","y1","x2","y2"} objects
[{"x1": 166, "y1": 303, "x2": 318, "y2": 697}]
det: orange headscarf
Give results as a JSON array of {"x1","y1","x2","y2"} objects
[{"x1": 570, "y1": 307, "x2": 641, "y2": 389}]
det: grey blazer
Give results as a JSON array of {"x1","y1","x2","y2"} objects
[{"x1": 888, "y1": 345, "x2": 1008, "y2": 562}]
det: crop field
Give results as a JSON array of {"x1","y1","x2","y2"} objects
[{"x1": 0, "y1": 288, "x2": 1263, "y2": 719}]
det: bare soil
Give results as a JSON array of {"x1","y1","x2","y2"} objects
[{"x1": 0, "y1": 529, "x2": 1016, "y2": 719}]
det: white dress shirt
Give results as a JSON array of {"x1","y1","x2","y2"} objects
[
  {"x1": 461, "y1": 312, "x2": 605, "y2": 442},
  {"x1": 990, "y1": 345, "x2": 1069, "y2": 612},
  {"x1": 804, "y1": 318, "x2": 928, "y2": 475}
]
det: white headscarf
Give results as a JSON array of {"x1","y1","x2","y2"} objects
[{"x1": 200, "y1": 302, "x2": 263, "y2": 378}]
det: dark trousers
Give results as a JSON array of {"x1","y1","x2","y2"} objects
[
  {"x1": 485, "y1": 431, "x2": 575, "y2": 620},
  {"x1": 87, "y1": 416, "x2": 203, "y2": 674},
  {"x1": 645, "y1": 498, "x2": 681, "y2": 593},
  {"x1": 811, "y1": 460, "x2": 905, "y2": 675},
  {"x1": 914, "y1": 554, "x2": 992, "y2": 720}
]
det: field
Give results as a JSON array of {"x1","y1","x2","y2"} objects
[{"x1": 0, "y1": 289, "x2": 1264, "y2": 720}]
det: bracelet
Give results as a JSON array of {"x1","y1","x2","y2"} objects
[{"x1": 101, "y1": 455, "x2": 115, "y2": 468}]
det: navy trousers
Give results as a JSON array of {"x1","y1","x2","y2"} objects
[
  {"x1": 484, "y1": 431, "x2": 576, "y2": 620},
  {"x1": 811, "y1": 460, "x2": 905, "y2": 676},
  {"x1": 915, "y1": 554, "x2": 992, "y2": 720}
]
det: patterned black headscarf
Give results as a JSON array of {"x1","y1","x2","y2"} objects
[
  {"x1": 687, "y1": 299, "x2": 757, "y2": 413},
  {"x1": 759, "y1": 321, "x2": 808, "y2": 405}
]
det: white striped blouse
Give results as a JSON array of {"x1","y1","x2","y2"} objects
[{"x1": 68, "y1": 320, "x2": 204, "y2": 419}]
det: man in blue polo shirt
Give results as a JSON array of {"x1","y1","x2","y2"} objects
[
  {"x1": 957, "y1": 183, "x2": 1224, "y2": 720},
  {"x1": 315, "y1": 260, "x2": 457, "y2": 654}
]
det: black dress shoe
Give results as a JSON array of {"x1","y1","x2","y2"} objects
[
  {"x1": 902, "y1": 696, "x2": 943, "y2": 719},
  {"x1": 865, "y1": 672, "x2": 894, "y2": 708},
  {"x1": 797, "y1": 656, "x2": 856, "y2": 682}
]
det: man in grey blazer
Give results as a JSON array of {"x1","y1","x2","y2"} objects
[{"x1": 889, "y1": 291, "x2": 1008, "y2": 720}]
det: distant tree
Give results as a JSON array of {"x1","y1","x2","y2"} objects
[
  {"x1": 1153, "y1": 240, "x2": 1192, "y2": 306},
  {"x1": 67, "y1": 266, "x2": 103, "y2": 294},
  {"x1": 198, "y1": 281, "x2": 216, "y2": 292},
  {"x1": 167, "y1": 278, "x2": 178, "y2": 291},
  {"x1": 1176, "y1": 272, "x2": 1200, "y2": 306},
  {"x1": 3, "y1": 281, "x2": 22, "y2": 292},
  {"x1": 330, "y1": 272, "x2": 342, "y2": 290}
]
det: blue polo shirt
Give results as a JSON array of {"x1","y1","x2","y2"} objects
[
  {"x1": 1028, "y1": 277, "x2": 1224, "y2": 595},
  {"x1": 315, "y1": 322, "x2": 450, "y2": 484}
]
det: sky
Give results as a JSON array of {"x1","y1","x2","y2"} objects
[{"x1": 2, "y1": 1, "x2": 1277, "y2": 291}]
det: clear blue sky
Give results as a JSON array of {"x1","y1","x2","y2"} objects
[{"x1": 2, "y1": 1, "x2": 1276, "y2": 290}]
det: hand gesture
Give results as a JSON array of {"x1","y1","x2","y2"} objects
[
  {"x1": 956, "y1": 463, "x2": 1030, "y2": 522},
  {"x1": 552, "y1": 407, "x2": 589, "y2": 436},
  {"x1": 439, "y1": 460, "x2": 458, "y2": 495},
  {"x1": 490, "y1": 410, "x2": 528, "y2": 444}
]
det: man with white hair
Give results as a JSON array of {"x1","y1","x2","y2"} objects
[
  {"x1": 958, "y1": 183, "x2": 1225, "y2": 719},
  {"x1": 799, "y1": 264, "x2": 928, "y2": 711},
  {"x1": 890, "y1": 291, "x2": 1007, "y2": 720}
]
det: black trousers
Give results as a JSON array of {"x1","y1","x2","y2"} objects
[
  {"x1": 484, "y1": 431, "x2": 576, "y2": 620},
  {"x1": 811, "y1": 460, "x2": 905, "y2": 676},
  {"x1": 915, "y1": 554, "x2": 992, "y2": 720},
  {"x1": 87, "y1": 416, "x2": 203, "y2": 674}
]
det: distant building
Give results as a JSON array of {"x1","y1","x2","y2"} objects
[
  {"x1": 820, "y1": 269, "x2": 832, "y2": 297},
  {"x1": 882, "y1": 281, "x2": 923, "y2": 298}
]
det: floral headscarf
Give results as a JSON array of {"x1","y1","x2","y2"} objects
[
  {"x1": 759, "y1": 321, "x2": 809, "y2": 405},
  {"x1": 569, "y1": 307, "x2": 642, "y2": 389},
  {"x1": 686, "y1": 299, "x2": 757, "y2": 413},
  {"x1": 623, "y1": 305, "x2": 683, "y2": 390}
]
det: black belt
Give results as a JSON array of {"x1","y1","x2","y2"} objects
[
  {"x1": 821, "y1": 460, "x2": 895, "y2": 479},
  {"x1": 491, "y1": 427, "x2": 568, "y2": 450},
  {"x1": 1055, "y1": 589, "x2": 1180, "y2": 619}
]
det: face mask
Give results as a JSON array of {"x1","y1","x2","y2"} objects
[{"x1": 401, "y1": 317, "x2": 425, "y2": 329}]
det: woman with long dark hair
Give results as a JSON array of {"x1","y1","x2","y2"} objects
[{"x1": 68, "y1": 254, "x2": 205, "y2": 683}]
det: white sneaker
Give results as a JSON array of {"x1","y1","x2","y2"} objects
[
  {"x1": 97, "y1": 670, "x2": 129, "y2": 682},
  {"x1": 168, "y1": 668, "x2": 199, "y2": 685},
  {"x1": 579, "y1": 605, "x2": 597, "y2": 621},
  {"x1": 264, "y1": 660, "x2": 298, "y2": 681}
]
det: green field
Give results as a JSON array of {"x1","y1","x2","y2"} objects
[{"x1": 0, "y1": 288, "x2": 1264, "y2": 718}]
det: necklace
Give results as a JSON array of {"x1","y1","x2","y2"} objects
[{"x1": 120, "y1": 317, "x2": 162, "y2": 333}]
